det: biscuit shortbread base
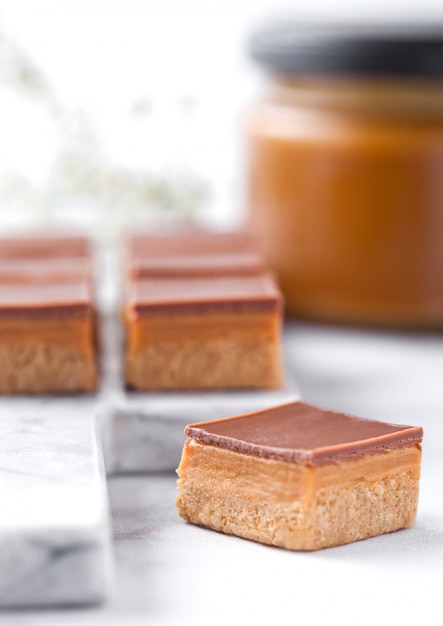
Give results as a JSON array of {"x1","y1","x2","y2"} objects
[
  {"x1": 0, "y1": 317, "x2": 97, "y2": 394},
  {"x1": 125, "y1": 312, "x2": 282, "y2": 390},
  {"x1": 176, "y1": 439, "x2": 422, "y2": 551}
]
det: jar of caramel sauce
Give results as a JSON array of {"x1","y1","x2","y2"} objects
[{"x1": 245, "y1": 22, "x2": 443, "y2": 328}]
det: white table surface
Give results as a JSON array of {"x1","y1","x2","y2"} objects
[{"x1": 2, "y1": 321, "x2": 443, "y2": 626}]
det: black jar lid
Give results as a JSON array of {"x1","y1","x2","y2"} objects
[{"x1": 248, "y1": 19, "x2": 443, "y2": 78}]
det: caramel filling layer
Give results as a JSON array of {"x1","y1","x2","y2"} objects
[
  {"x1": 0, "y1": 316, "x2": 95, "y2": 352},
  {"x1": 177, "y1": 439, "x2": 422, "y2": 508},
  {"x1": 126, "y1": 311, "x2": 281, "y2": 355}
]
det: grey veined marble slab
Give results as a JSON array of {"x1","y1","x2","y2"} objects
[
  {"x1": 0, "y1": 405, "x2": 112, "y2": 608},
  {"x1": 99, "y1": 313, "x2": 301, "y2": 474}
]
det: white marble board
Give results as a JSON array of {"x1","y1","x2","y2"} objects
[
  {"x1": 98, "y1": 313, "x2": 300, "y2": 473},
  {"x1": 0, "y1": 404, "x2": 112, "y2": 608}
]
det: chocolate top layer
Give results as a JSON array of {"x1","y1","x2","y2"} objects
[
  {"x1": 0, "y1": 282, "x2": 92, "y2": 318},
  {"x1": 127, "y1": 230, "x2": 256, "y2": 259},
  {"x1": 129, "y1": 252, "x2": 266, "y2": 278},
  {"x1": 185, "y1": 401, "x2": 423, "y2": 466},
  {"x1": 0, "y1": 236, "x2": 90, "y2": 259},
  {"x1": 127, "y1": 230, "x2": 266, "y2": 277},
  {"x1": 0, "y1": 258, "x2": 91, "y2": 284},
  {"x1": 127, "y1": 273, "x2": 282, "y2": 315}
]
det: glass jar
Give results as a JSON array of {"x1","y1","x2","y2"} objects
[{"x1": 245, "y1": 21, "x2": 443, "y2": 328}]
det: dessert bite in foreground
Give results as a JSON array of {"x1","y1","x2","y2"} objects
[
  {"x1": 0, "y1": 235, "x2": 97, "y2": 394},
  {"x1": 176, "y1": 401, "x2": 423, "y2": 550},
  {"x1": 123, "y1": 228, "x2": 284, "y2": 391}
]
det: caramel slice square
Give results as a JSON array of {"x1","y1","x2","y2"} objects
[
  {"x1": 0, "y1": 235, "x2": 97, "y2": 394},
  {"x1": 176, "y1": 401, "x2": 423, "y2": 550},
  {"x1": 0, "y1": 281, "x2": 97, "y2": 394},
  {"x1": 124, "y1": 273, "x2": 283, "y2": 390}
]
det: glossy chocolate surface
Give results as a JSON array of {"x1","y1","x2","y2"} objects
[
  {"x1": 129, "y1": 252, "x2": 266, "y2": 277},
  {"x1": 0, "y1": 235, "x2": 93, "y2": 316},
  {"x1": 0, "y1": 258, "x2": 91, "y2": 283},
  {"x1": 127, "y1": 230, "x2": 266, "y2": 277},
  {"x1": 185, "y1": 401, "x2": 423, "y2": 466},
  {"x1": 0, "y1": 236, "x2": 90, "y2": 259},
  {"x1": 0, "y1": 282, "x2": 92, "y2": 318},
  {"x1": 128, "y1": 273, "x2": 282, "y2": 315},
  {"x1": 128, "y1": 230, "x2": 256, "y2": 258}
]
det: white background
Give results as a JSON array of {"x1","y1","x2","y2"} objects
[{"x1": 2, "y1": 0, "x2": 443, "y2": 234}]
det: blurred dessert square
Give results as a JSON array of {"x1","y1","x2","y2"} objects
[
  {"x1": 0, "y1": 235, "x2": 97, "y2": 394},
  {"x1": 123, "y1": 229, "x2": 283, "y2": 390}
]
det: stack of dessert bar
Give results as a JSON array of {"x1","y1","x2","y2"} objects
[
  {"x1": 0, "y1": 235, "x2": 111, "y2": 608},
  {"x1": 0, "y1": 235, "x2": 97, "y2": 394},
  {"x1": 123, "y1": 229, "x2": 284, "y2": 390}
]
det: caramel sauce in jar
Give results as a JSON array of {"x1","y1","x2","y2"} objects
[{"x1": 245, "y1": 23, "x2": 443, "y2": 328}]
